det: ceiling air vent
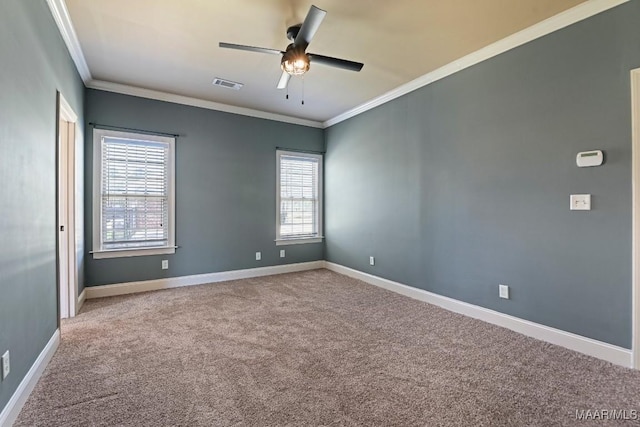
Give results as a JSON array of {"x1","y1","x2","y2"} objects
[{"x1": 212, "y1": 78, "x2": 243, "y2": 90}]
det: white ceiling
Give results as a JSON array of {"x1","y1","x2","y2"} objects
[{"x1": 64, "y1": 0, "x2": 587, "y2": 124}]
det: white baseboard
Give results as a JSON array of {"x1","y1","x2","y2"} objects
[
  {"x1": 77, "y1": 289, "x2": 86, "y2": 313},
  {"x1": 0, "y1": 329, "x2": 60, "y2": 427},
  {"x1": 85, "y1": 261, "x2": 325, "y2": 299},
  {"x1": 82, "y1": 260, "x2": 632, "y2": 367},
  {"x1": 324, "y1": 262, "x2": 633, "y2": 368}
]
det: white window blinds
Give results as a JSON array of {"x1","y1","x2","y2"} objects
[
  {"x1": 278, "y1": 152, "x2": 322, "y2": 239},
  {"x1": 98, "y1": 134, "x2": 172, "y2": 251}
]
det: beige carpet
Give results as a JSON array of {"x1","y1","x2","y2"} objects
[{"x1": 15, "y1": 269, "x2": 640, "y2": 426}]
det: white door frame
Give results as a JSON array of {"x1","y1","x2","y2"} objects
[
  {"x1": 631, "y1": 69, "x2": 640, "y2": 369},
  {"x1": 58, "y1": 93, "x2": 78, "y2": 319}
]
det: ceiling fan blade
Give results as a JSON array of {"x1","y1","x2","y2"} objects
[
  {"x1": 219, "y1": 42, "x2": 283, "y2": 56},
  {"x1": 308, "y1": 53, "x2": 364, "y2": 72},
  {"x1": 294, "y1": 5, "x2": 326, "y2": 48},
  {"x1": 277, "y1": 71, "x2": 291, "y2": 89}
]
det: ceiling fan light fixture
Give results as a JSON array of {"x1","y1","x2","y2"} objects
[
  {"x1": 281, "y1": 45, "x2": 310, "y2": 76},
  {"x1": 281, "y1": 57, "x2": 310, "y2": 75}
]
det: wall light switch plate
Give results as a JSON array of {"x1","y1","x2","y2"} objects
[
  {"x1": 369, "y1": 256, "x2": 375, "y2": 266},
  {"x1": 499, "y1": 284, "x2": 510, "y2": 300},
  {"x1": 256, "y1": 252, "x2": 261, "y2": 261},
  {"x1": 161, "y1": 260, "x2": 168, "y2": 270},
  {"x1": 280, "y1": 250, "x2": 285, "y2": 258},
  {"x1": 570, "y1": 194, "x2": 591, "y2": 211}
]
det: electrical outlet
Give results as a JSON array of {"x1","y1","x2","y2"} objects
[
  {"x1": 369, "y1": 256, "x2": 375, "y2": 266},
  {"x1": 280, "y1": 249, "x2": 285, "y2": 258},
  {"x1": 256, "y1": 252, "x2": 261, "y2": 261},
  {"x1": 2, "y1": 350, "x2": 10, "y2": 380},
  {"x1": 161, "y1": 260, "x2": 168, "y2": 270},
  {"x1": 499, "y1": 284, "x2": 510, "y2": 299}
]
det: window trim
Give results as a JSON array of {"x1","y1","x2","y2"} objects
[
  {"x1": 275, "y1": 150, "x2": 323, "y2": 246},
  {"x1": 92, "y1": 128, "x2": 176, "y2": 259}
]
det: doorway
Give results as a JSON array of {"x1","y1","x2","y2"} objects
[{"x1": 57, "y1": 93, "x2": 78, "y2": 319}]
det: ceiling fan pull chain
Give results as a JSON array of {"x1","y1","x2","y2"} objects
[{"x1": 302, "y1": 76, "x2": 305, "y2": 105}]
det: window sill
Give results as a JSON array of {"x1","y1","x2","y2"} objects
[
  {"x1": 275, "y1": 237, "x2": 324, "y2": 246},
  {"x1": 92, "y1": 246, "x2": 176, "y2": 259}
]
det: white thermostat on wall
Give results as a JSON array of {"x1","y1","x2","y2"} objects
[{"x1": 576, "y1": 150, "x2": 603, "y2": 167}]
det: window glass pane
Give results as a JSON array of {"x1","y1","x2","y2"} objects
[
  {"x1": 100, "y1": 136, "x2": 170, "y2": 250},
  {"x1": 278, "y1": 153, "x2": 319, "y2": 239}
]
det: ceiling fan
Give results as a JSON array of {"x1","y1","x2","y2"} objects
[{"x1": 219, "y1": 5, "x2": 364, "y2": 90}]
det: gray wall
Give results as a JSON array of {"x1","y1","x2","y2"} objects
[
  {"x1": 325, "y1": 2, "x2": 640, "y2": 349},
  {"x1": 3, "y1": 6, "x2": 634, "y2": 417},
  {"x1": 0, "y1": 0, "x2": 84, "y2": 413},
  {"x1": 84, "y1": 90, "x2": 324, "y2": 286}
]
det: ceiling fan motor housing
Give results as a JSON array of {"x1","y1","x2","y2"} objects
[{"x1": 286, "y1": 25, "x2": 302, "y2": 41}]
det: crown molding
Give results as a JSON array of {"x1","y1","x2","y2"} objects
[
  {"x1": 323, "y1": 0, "x2": 629, "y2": 128},
  {"x1": 48, "y1": 0, "x2": 628, "y2": 130},
  {"x1": 45, "y1": 0, "x2": 91, "y2": 82},
  {"x1": 86, "y1": 80, "x2": 324, "y2": 128},
  {"x1": 44, "y1": 0, "x2": 320, "y2": 127}
]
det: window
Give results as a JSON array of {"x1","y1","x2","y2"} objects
[
  {"x1": 276, "y1": 150, "x2": 323, "y2": 245},
  {"x1": 92, "y1": 128, "x2": 175, "y2": 259}
]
